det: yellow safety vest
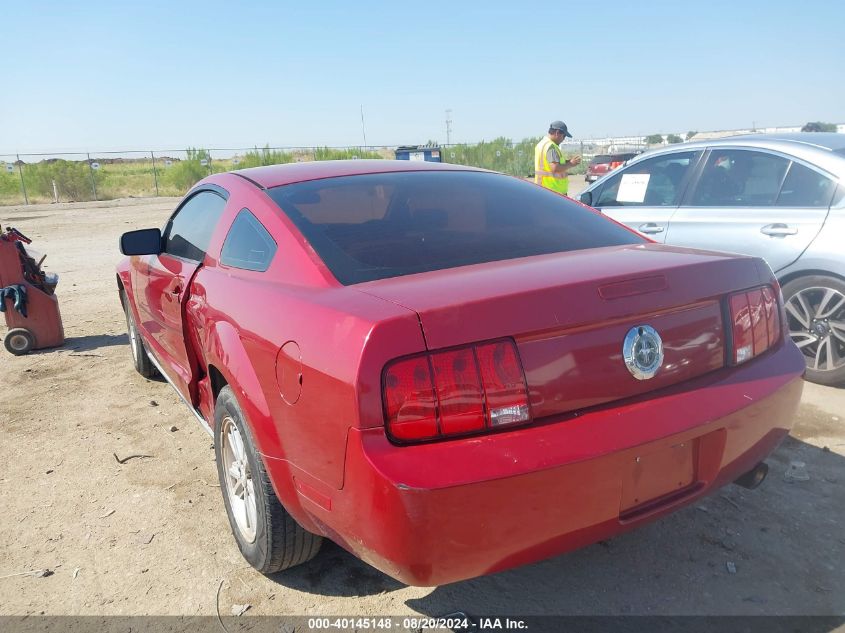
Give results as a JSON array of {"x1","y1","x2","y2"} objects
[{"x1": 534, "y1": 136, "x2": 569, "y2": 195}]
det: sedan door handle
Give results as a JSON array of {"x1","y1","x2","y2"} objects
[
  {"x1": 638, "y1": 223, "x2": 665, "y2": 234},
  {"x1": 760, "y1": 223, "x2": 798, "y2": 237}
]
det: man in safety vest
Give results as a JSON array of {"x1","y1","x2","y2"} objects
[{"x1": 534, "y1": 120, "x2": 581, "y2": 195}]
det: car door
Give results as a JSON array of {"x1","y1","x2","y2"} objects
[
  {"x1": 665, "y1": 148, "x2": 835, "y2": 272},
  {"x1": 585, "y1": 150, "x2": 701, "y2": 241},
  {"x1": 141, "y1": 189, "x2": 228, "y2": 399}
]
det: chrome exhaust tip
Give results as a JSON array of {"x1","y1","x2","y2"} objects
[{"x1": 734, "y1": 461, "x2": 769, "y2": 490}]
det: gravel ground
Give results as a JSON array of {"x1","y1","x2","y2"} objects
[{"x1": 0, "y1": 193, "x2": 842, "y2": 619}]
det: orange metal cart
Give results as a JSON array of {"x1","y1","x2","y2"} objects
[{"x1": 0, "y1": 226, "x2": 64, "y2": 355}]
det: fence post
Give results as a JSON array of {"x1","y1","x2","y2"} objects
[
  {"x1": 510, "y1": 141, "x2": 516, "y2": 177},
  {"x1": 151, "y1": 151, "x2": 159, "y2": 197},
  {"x1": 86, "y1": 153, "x2": 98, "y2": 201},
  {"x1": 16, "y1": 154, "x2": 28, "y2": 205}
]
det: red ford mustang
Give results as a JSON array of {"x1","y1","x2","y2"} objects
[{"x1": 116, "y1": 160, "x2": 805, "y2": 586}]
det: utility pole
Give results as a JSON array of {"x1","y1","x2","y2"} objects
[
  {"x1": 360, "y1": 105, "x2": 368, "y2": 148},
  {"x1": 445, "y1": 109, "x2": 453, "y2": 145}
]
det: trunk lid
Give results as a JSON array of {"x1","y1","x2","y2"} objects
[{"x1": 356, "y1": 243, "x2": 768, "y2": 420}]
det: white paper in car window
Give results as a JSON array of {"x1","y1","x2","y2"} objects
[{"x1": 616, "y1": 174, "x2": 650, "y2": 203}]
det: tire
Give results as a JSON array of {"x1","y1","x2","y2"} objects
[
  {"x1": 4, "y1": 328, "x2": 34, "y2": 355},
  {"x1": 781, "y1": 274, "x2": 845, "y2": 386},
  {"x1": 214, "y1": 386, "x2": 322, "y2": 573},
  {"x1": 121, "y1": 289, "x2": 158, "y2": 378}
]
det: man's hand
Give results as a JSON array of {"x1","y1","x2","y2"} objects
[{"x1": 551, "y1": 155, "x2": 582, "y2": 175}]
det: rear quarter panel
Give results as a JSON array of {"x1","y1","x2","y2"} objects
[
  {"x1": 192, "y1": 273, "x2": 424, "y2": 490},
  {"x1": 781, "y1": 205, "x2": 845, "y2": 281},
  {"x1": 187, "y1": 177, "x2": 426, "y2": 491}
]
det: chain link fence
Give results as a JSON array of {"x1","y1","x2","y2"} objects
[{"x1": 0, "y1": 137, "x2": 649, "y2": 206}]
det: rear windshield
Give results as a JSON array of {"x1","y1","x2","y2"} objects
[
  {"x1": 589, "y1": 155, "x2": 612, "y2": 165},
  {"x1": 611, "y1": 153, "x2": 638, "y2": 161},
  {"x1": 267, "y1": 170, "x2": 643, "y2": 285}
]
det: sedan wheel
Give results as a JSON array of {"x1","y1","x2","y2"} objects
[
  {"x1": 122, "y1": 289, "x2": 158, "y2": 378},
  {"x1": 783, "y1": 276, "x2": 845, "y2": 386},
  {"x1": 220, "y1": 415, "x2": 258, "y2": 543},
  {"x1": 128, "y1": 310, "x2": 141, "y2": 364},
  {"x1": 213, "y1": 386, "x2": 322, "y2": 573}
]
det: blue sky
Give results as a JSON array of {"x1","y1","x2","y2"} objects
[{"x1": 1, "y1": 0, "x2": 843, "y2": 153}]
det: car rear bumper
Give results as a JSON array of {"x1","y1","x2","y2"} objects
[{"x1": 290, "y1": 341, "x2": 805, "y2": 586}]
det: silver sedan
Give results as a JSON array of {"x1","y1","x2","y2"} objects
[{"x1": 580, "y1": 133, "x2": 845, "y2": 386}]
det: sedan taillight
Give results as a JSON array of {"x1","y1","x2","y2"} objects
[
  {"x1": 383, "y1": 339, "x2": 531, "y2": 443},
  {"x1": 728, "y1": 285, "x2": 782, "y2": 365}
]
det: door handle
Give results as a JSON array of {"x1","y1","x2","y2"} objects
[
  {"x1": 638, "y1": 223, "x2": 665, "y2": 234},
  {"x1": 760, "y1": 223, "x2": 798, "y2": 237}
]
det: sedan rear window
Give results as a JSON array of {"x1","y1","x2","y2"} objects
[
  {"x1": 611, "y1": 153, "x2": 639, "y2": 162},
  {"x1": 268, "y1": 170, "x2": 643, "y2": 285}
]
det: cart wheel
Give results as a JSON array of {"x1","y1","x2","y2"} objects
[{"x1": 4, "y1": 328, "x2": 35, "y2": 356}]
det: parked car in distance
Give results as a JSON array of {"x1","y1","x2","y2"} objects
[
  {"x1": 585, "y1": 151, "x2": 642, "y2": 183},
  {"x1": 580, "y1": 133, "x2": 845, "y2": 386},
  {"x1": 117, "y1": 160, "x2": 804, "y2": 586}
]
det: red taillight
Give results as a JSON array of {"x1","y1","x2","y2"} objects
[
  {"x1": 383, "y1": 339, "x2": 531, "y2": 443},
  {"x1": 430, "y1": 348, "x2": 486, "y2": 435},
  {"x1": 475, "y1": 340, "x2": 531, "y2": 428},
  {"x1": 761, "y1": 285, "x2": 782, "y2": 345},
  {"x1": 747, "y1": 288, "x2": 768, "y2": 355},
  {"x1": 383, "y1": 356, "x2": 438, "y2": 441},
  {"x1": 728, "y1": 285, "x2": 783, "y2": 365}
]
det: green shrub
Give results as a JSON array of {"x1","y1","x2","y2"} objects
[
  {"x1": 0, "y1": 167, "x2": 21, "y2": 201},
  {"x1": 163, "y1": 148, "x2": 211, "y2": 193},
  {"x1": 443, "y1": 137, "x2": 541, "y2": 177},
  {"x1": 313, "y1": 147, "x2": 381, "y2": 161},
  {"x1": 801, "y1": 121, "x2": 837, "y2": 132},
  {"x1": 237, "y1": 146, "x2": 296, "y2": 168},
  {"x1": 21, "y1": 160, "x2": 102, "y2": 202}
]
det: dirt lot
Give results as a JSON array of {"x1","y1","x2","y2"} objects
[{"x1": 0, "y1": 192, "x2": 843, "y2": 618}]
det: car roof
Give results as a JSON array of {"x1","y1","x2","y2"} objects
[
  {"x1": 232, "y1": 159, "x2": 483, "y2": 189},
  {"x1": 625, "y1": 133, "x2": 845, "y2": 178},
  {"x1": 705, "y1": 133, "x2": 845, "y2": 152}
]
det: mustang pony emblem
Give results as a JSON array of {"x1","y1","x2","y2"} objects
[{"x1": 623, "y1": 325, "x2": 664, "y2": 380}]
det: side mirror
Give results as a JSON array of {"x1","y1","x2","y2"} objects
[
  {"x1": 120, "y1": 228, "x2": 162, "y2": 256},
  {"x1": 579, "y1": 190, "x2": 593, "y2": 206}
]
